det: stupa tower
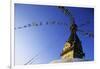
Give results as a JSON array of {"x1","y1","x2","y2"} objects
[{"x1": 60, "y1": 22, "x2": 85, "y2": 61}]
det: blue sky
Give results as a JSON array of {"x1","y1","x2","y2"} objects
[{"x1": 15, "y1": 3, "x2": 94, "y2": 65}]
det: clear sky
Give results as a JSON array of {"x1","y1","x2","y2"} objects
[{"x1": 15, "y1": 3, "x2": 94, "y2": 65}]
